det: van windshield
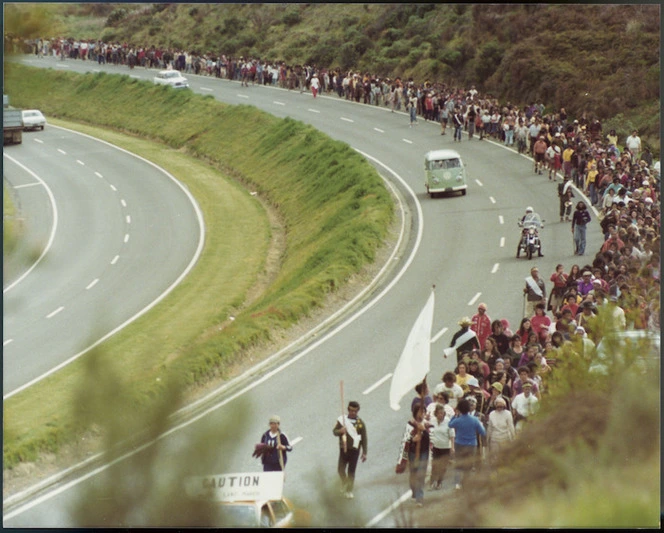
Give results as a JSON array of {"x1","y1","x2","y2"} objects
[{"x1": 428, "y1": 158, "x2": 461, "y2": 170}]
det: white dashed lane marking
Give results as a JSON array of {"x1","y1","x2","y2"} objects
[
  {"x1": 46, "y1": 306, "x2": 64, "y2": 319},
  {"x1": 363, "y1": 373, "x2": 392, "y2": 395}
]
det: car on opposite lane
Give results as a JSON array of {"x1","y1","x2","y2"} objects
[
  {"x1": 21, "y1": 109, "x2": 46, "y2": 130},
  {"x1": 153, "y1": 70, "x2": 189, "y2": 89}
]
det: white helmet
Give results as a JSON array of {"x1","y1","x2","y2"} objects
[{"x1": 526, "y1": 206, "x2": 533, "y2": 213}]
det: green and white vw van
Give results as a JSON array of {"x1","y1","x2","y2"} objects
[{"x1": 424, "y1": 149, "x2": 468, "y2": 197}]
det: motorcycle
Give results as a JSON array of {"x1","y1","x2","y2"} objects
[{"x1": 516, "y1": 215, "x2": 544, "y2": 260}]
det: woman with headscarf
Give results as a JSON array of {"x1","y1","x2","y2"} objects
[{"x1": 486, "y1": 397, "x2": 515, "y2": 465}]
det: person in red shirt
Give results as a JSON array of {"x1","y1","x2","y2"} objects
[
  {"x1": 470, "y1": 303, "x2": 492, "y2": 350},
  {"x1": 530, "y1": 303, "x2": 552, "y2": 345},
  {"x1": 549, "y1": 263, "x2": 569, "y2": 313}
]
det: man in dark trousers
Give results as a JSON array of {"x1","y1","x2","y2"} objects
[{"x1": 333, "y1": 401, "x2": 368, "y2": 499}]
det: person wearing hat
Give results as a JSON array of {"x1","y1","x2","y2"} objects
[
  {"x1": 309, "y1": 72, "x2": 320, "y2": 98},
  {"x1": 524, "y1": 267, "x2": 547, "y2": 319},
  {"x1": 333, "y1": 401, "x2": 368, "y2": 499},
  {"x1": 511, "y1": 380, "x2": 539, "y2": 433},
  {"x1": 486, "y1": 396, "x2": 515, "y2": 465},
  {"x1": 446, "y1": 318, "x2": 480, "y2": 362},
  {"x1": 576, "y1": 270, "x2": 595, "y2": 296},
  {"x1": 255, "y1": 415, "x2": 293, "y2": 472},
  {"x1": 470, "y1": 303, "x2": 492, "y2": 350},
  {"x1": 571, "y1": 201, "x2": 591, "y2": 255},
  {"x1": 484, "y1": 381, "x2": 511, "y2": 414}
]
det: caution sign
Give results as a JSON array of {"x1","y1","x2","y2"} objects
[{"x1": 184, "y1": 471, "x2": 284, "y2": 502}]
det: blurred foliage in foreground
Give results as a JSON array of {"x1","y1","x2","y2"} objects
[{"x1": 422, "y1": 320, "x2": 660, "y2": 528}]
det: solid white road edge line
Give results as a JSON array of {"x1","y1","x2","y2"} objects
[
  {"x1": 3, "y1": 149, "x2": 423, "y2": 523},
  {"x1": 2, "y1": 155, "x2": 59, "y2": 294},
  {"x1": 3, "y1": 124, "x2": 206, "y2": 401},
  {"x1": 363, "y1": 373, "x2": 392, "y2": 395}
]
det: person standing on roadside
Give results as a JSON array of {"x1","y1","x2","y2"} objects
[
  {"x1": 310, "y1": 73, "x2": 320, "y2": 98},
  {"x1": 255, "y1": 416, "x2": 292, "y2": 472},
  {"x1": 333, "y1": 401, "x2": 368, "y2": 499},
  {"x1": 571, "y1": 201, "x2": 591, "y2": 256},
  {"x1": 453, "y1": 106, "x2": 464, "y2": 142},
  {"x1": 407, "y1": 90, "x2": 418, "y2": 127}
]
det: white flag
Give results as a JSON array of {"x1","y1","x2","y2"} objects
[{"x1": 389, "y1": 291, "x2": 435, "y2": 411}]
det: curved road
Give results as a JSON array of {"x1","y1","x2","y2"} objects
[
  {"x1": 5, "y1": 57, "x2": 603, "y2": 527},
  {"x1": 3, "y1": 125, "x2": 204, "y2": 396}
]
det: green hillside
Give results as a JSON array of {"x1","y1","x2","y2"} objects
[{"x1": 5, "y1": 3, "x2": 660, "y2": 148}]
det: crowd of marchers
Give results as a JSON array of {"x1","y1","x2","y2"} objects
[{"x1": 25, "y1": 37, "x2": 660, "y2": 509}]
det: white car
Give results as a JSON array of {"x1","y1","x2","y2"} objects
[
  {"x1": 589, "y1": 330, "x2": 660, "y2": 375},
  {"x1": 153, "y1": 70, "x2": 189, "y2": 89},
  {"x1": 22, "y1": 109, "x2": 46, "y2": 130}
]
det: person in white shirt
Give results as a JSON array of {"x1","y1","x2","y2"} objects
[
  {"x1": 487, "y1": 397, "x2": 515, "y2": 464},
  {"x1": 512, "y1": 382, "x2": 539, "y2": 432},
  {"x1": 428, "y1": 404, "x2": 455, "y2": 490},
  {"x1": 434, "y1": 371, "x2": 464, "y2": 409},
  {"x1": 310, "y1": 73, "x2": 320, "y2": 98}
]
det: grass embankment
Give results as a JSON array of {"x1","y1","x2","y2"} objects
[
  {"x1": 3, "y1": 184, "x2": 20, "y2": 257},
  {"x1": 3, "y1": 64, "x2": 394, "y2": 469}
]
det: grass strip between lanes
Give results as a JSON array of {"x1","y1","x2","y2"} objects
[{"x1": 3, "y1": 64, "x2": 394, "y2": 470}]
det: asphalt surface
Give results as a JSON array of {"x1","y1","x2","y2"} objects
[
  {"x1": 4, "y1": 56, "x2": 604, "y2": 527},
  {"x1": 3, "y1": 124, "x2": 204, "y2": 396}
]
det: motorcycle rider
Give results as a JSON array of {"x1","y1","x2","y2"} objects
[{"x1": 518, "y1": 207, "x2": 544, "y2": 257}]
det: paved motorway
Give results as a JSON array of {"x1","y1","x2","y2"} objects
[
  {"x1": 3, "y1": 125, "x2": 204, "y2": 397},
  {"x1": 4, "y1": 57, "x2": 603, "y2": 527}
]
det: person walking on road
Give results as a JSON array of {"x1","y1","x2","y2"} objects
[
  {"x1": 397, "y1": 402, "x2": 431, "y2": 506},
  {"x1": 448, "y1": 398, "x2": 486, "y2": 490},
  {"x1": 486, "y1": 397, "x2": 515, "y2": 465},
  {"x1": 571, "y1": 201, "x2": 591, "y2": 256},
  {"x1": 254, "y1": 415, "x2": 293, "y2": 472},
  {"x1": 333, "y1": 401, "x2": 368, "y2": 499},
  {"x1": 445, "y1": 317, "x2": 480, "y2": 362},
  {"x1": 470, "y1": 303, "x2": 492, "y2": 350},
  {"x1": 429, "y1": 403, "x2": 455, "y2": 490},
  {"x1": 523, "y1": 267, "x2": 547, "y2": 320}
]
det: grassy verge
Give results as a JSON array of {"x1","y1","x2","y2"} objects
[
  {"x1": 3, "y1": 120, "x2": 272, "y2": 467},
  {"x1": 3, "y1": 64, "x2": 394, "y2": 470},
  {"x1": 3, "y1": 183, "x2": 20, "y2": 257}
]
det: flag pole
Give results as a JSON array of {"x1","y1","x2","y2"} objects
[
  {"x1": 340, "y1": 380, "x2": 347, "y2": 453},
  {"x1": 414, "y1": 285, "x2": 434, "y2": 468},
  {"x1": 413, "y1": 375, "x2": 427, "y2": 467},
  {"x1": 277, "y1": 428, "x2": 285, "y2": 471}
]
